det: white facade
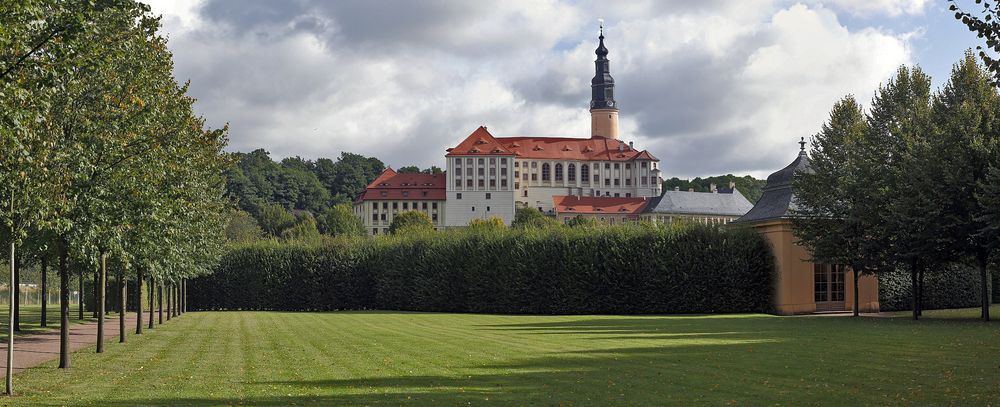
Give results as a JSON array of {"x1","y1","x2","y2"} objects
[
  {"x1": 354, "y1": 199, "x2": 446, "y2": 236},
  {"x1": 444, "y1": 154, "x2": 517, "y2": 227},
  {"x1": 512, "y1": 158, "x2": 661, "y2": 213}
]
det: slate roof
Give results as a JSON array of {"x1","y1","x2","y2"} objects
[
  {"x1": 735, "y1": 148, "x2": 812, "y2": 224},
  {"x1": 644, "y1": 189, "x2": 753, "y2": 217}
]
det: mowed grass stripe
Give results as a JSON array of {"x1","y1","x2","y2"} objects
[{"x1": 5, "y1": 307, "x2": 1000, "y2": 406}]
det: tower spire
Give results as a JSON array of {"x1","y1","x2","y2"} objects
[{"x1": 590, "y1": 19, "x2": 619, "y2": 139}]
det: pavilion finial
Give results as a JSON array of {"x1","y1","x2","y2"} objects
[
  {"x1": 599, "y1": 18, "x2": 604, "y2": 38},
  {"x1": 799, "y1": 136, "x2": 806, "y2": 152}
]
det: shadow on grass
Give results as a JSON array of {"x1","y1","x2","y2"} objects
[{"x1": 100, "y1": 317, "x2": 795, "y2": 406}]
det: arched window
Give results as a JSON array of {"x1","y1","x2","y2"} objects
[
  {"x1": 555, "y1": 163, "x2": 563, "y2": 181},
  {"x1": 541, "y1": 163, "x2": 551, "y2": 181},
  {"x1": 580, "y1": 164, "x2": 590, "y2": 183},
  {"x1": 568, "y1": 164, "x2": 576, "y2": 182}
]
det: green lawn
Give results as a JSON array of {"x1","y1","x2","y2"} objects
[
  {"x1": 0, "y1": 304, "x2": 99, "y2": 336},
  {"x1": 7, "y1": 307, "x2": 1000, "y2": 406}
]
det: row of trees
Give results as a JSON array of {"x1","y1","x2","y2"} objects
[
  {"x1": 662, "y1": 175, "x2": 766, "y2": 202},
  {"x1": 1, "y1": 0, "x2": 227, "y2": 394},
  {"x1": 794, "y1": 52, "x2": 999, "y2": 320}
]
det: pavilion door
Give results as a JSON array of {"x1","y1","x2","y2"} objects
[{"x1": 814, "y1": 264, "x2": 845, "y2": 312}]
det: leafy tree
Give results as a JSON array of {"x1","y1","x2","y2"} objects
[
  {"x1": 566, "y1": 216, "x2": 599, "y2": 228},
  {"x1": 949, "y1": 0, "x2": 1000, "y2": 84},
  {"x1": 511, "y1": 207, "x2": 559, "y2": 229},
  {"x1": 397, "y1": 166, "x2": 421, "y2": 173},
  {"x1": 662, "y1": 175, "x2": 764, "y2": 202},
  {"x1": 225, "y1": 210, "x2": 263, "y2": 242},
  {"x1": 312, "y1": 152, "x2": 385, "y2": 203},
  {"x1": 257, "y1": 203, "x2": 296, "y2": 237},
  {"x1": 928, "y1": 51, "x2": 1000, "y2": 320},
  {"x1": 281, "y1": 213, "x2": 321, "y2": 241},
  {"x1": 468, "y1": 217, "x2": 506, "y2": 231},
  {"x1": 389, "y1": 211, "x2": 434, "y2": 234},
  {"x1": 317, "y1": 204, "x2": 365, "y2": 237},
  {"x1": 794, "y1": 96, "x2": 883, "y2": 316},
  {"x1": 870, "y1": 66, "x2": 944, "y2": 319}
]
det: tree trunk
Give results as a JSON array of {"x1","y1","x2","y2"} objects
[
  {"x1": 852, "y1": 267, "x2": 860, "y2": 317},
  {"x1": 157, "y1": 281, "x2": 163, "y2": 325},
  {"x1": 136, "y1": 269, "x2": 143, "y2": 335},
  {"x1": 183, "y1": 279, "x2": 187, "y2": 314},
  {"x1": 980, "y1": 254, "x2": 991, "y2": 322},
  {"x1": 40, "y1": 256, "x2": 47, "y2": 327},
  {"x1": 148, "y1": 277, "x2": 154, "y2": 329},
  {"x1": 7, "y1": 239, "x2": 16, "y2": 395},
  {"x1": 166, "y1": 282, "x2": 172, "y2": 321},
  {"x1": 58, "y1": 242, "x2": 69, "y2": 369},
  {"x1": 917, "y1": 267, "x2": 924, "y2": 317},
  {"x1": 910, "y1": 260, "x2": 919, "y2": 321},
  {"x1": 96, "y1": 252, "x2": 106, "y2": 353},
  {"x1": 13, "y1": 252, "x2": 20, "y2": 332},
  {"x1": 119, "y1": 272, "x2": 126, "y2": 343}
]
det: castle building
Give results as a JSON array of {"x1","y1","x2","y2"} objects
[{"x1": 442, "y1": 28, "x2": 662, "y2": 227}]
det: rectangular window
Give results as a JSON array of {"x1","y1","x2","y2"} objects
[
  {"x1": 614, "y1": 163, "x2": 620, "y2": 169},
  {"x1": 531, "y1": 174, "x2": 537, "y2": 181},
  {"x1": 380, "y1": 214, "x2": 386, "y2": 221},
  {"x1": 456, "y1": 158, "x2": 462, "y2": 166},
  {"x1": 642, "y1": 161, "x2": 648, "y2": 168},
  {"x1": 614, "y1": 193, "x2": 620, "y2": 197},
  {"x1": 523, "y1": 190, "x2": 528, "y2": 197},
  {"x1": 392, "y1": 202, "x2": 398, "y2": 209},
  {"x1": 605, "y1": 163, "x2": 610, "y2": 169},
  {"x1": 372, "y1": 214, "x2": 378, "y2": 221},
  {"x1": 614, "y1": 179, "x2": 620, "y2": 186},
  {"x1": 383, "y1": 228, "x2": 388, "y2": 234},
  {"x1": 501, "y1": 158, "x2": 507, "y2": 165},
  {"x1": 432, "y1": 213, "x2": 438, "y2": 221},
  {"x1": 641, "y1": 177, "x2": 647, "y2": 185},
  {"x1": 478, "y1": 158, "x2": 485, "y2": 165},
  {"x1": 604, "y1": 179, "x2": 610, "y2": 186},
  {"x1": 531, "y1": 161, "x2": 537, "y2": 168},
  {"x1": 467, "y1": 158, "x2": 473, "y2": 165},
  {"x1": 477, "y1": 179, "x2": 484, "y2": 187},
  {"x1": 455, "y1": 179, "x2": 462, "y2": 187},
  {"x1": 490, "y1": 168, "x2": 496, "y2": 175},
  {"x1": 501, "y1": 179, "x2": 507, "y2": 188},
  {"x1": 403, "y1": 202, "x2": 408, "y2": 209},
  {"x1": 625, "y1": 163, "x2": 631, "y2": 169},
  {"x1": 593, "y1": 174, "x2": 599, "y2": 182},
  {"x1": 514, "y1": 171, "x2": 520, "y2": 178},
  {"x1": 523, "y1": 173, "x2": 528, "y2": 180},
  {"x1": 382, "y1": 202, "x2": 388, "y2": 209},
  {"x1": 455, "y1": 168, "x2": 462, "y2": 176},
  {"x1": 422, "y1": 202, "x2": 427, "y2": 210},
  {"x1": 490, "y1": 157, "x2": 496, "y2": 164},
  {"x1": 432, "y1": 202, "x2": 438, "y2": 209},
  {"x1": 486, "y1": 206, "x2": 490, "y2": 212},
  {"x1": 456, "y1": 193, "x2": 462, "y2": 199},
  {"x1": 478, "y1": 168, "x2": 485, "y2": 176},
  {"x1": 373, "y1": 228, "x2": 378, "y2": 235},
  {"x1": 489, "y1": 179, "x2": 496, "y2": 187},
  {"x1": 625, "y1": 179, "x2": 631, "y2": 186},
  {"x1": 486, "y1": 193, "x2": 491, "y2": 199},
  {"x1": 472, "y1": 206, "x2": 476, "y2": 212},
  {"x1": 467, "y1": 179, "x2": 473, "y2": 187},
  {"x1": 626, "y1": 193, "x2": 631, "y2": 197},
  {"x1": 514, "y1": 161, "x2": 519, "y2": 167}
]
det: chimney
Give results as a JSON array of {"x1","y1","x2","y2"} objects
[
  {"x1": 674, "y1": 186, "x2": 680, "y2": 191},
  {"x1": 618, "y1": 141, "x2": 624, "y2": 152},
  {"x1": 710, "y1": 183, "x2": 717, "y2": 193},
  {"x1": 628, "y1": 141, "x2": 634, "y2": 150}
]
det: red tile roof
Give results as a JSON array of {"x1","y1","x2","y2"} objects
[
  {"x1": 446, "y1": 126, "x2": 658, "y2": 162},
  {"x1": 359, "y1": 168, "x2": 446, "y2": 201},
  {"x1": 552, "y1": 195, "x2": 650, "y2": 215},
  {"x1": 445, "y1": 126, "x2": 514, "y2": 157}
]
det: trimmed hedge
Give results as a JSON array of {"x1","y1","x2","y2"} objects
[
  {"x1": 877, "y1": 264, "x2": 984, "y2": 312},
  {"x1": 190, "y1": 224, "x2": 776, "y2": 314}
]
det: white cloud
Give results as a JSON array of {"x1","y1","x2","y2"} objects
[
  {"x1": 146, "y1": 1, "x2": 914, "y2": 178},
  {"x1": 818, "y1": 0, "x2": 930, "y2": 17}
]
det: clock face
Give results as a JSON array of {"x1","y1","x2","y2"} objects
[{"x1": 607, "y1": 101, "x2": 614, "y2": 107}]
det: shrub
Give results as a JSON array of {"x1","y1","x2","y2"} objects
[
  {"x1": 388, "y1": 210, "x2": 434, "y2": 234},
  {"x1": 877, "y1": 263, "x2": 983, "y2": 311},
  {"x1": 189, "y1": 224, "x2": 776, "y2": 314}
]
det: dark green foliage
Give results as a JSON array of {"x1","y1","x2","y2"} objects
[
  {"x1": 189, "y1": 225, "x2": 776, "y2": 314},
  {"x1": 317, "y1": 204, "x2": 365, "y2": 237},
  {"x1": 879, "y1": 264, "x2": 983, "y2": 311},
  {"x1": 281, "y1": 213, "x2": 321, "y2": 241},
  {"x1": 388, "y1": 211, "x2": 434, "y2": 234},
  {"x1": 225, "y1": 150, "x2": 384, "y2": 216},
  {"x1": 224, "y1": 210, "x2": 262, "y2": 243},
  {"x1": 257, "y1": 203, "x2": 296, "y2": 237},
  {"x1": 398, "y1": 165, "x2": 444, "y2": 174},
  {"x1": 511, "y1": 207, "x2": 559, "y2": 229},
  {"x1": 662, "y1": 175, "x2": 764, "y2": 203}
]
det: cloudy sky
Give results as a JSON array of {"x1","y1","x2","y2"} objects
[{"x1": 145, "y1": 0, "x2": 981, "y2": 178}]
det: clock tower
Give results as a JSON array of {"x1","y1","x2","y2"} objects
[{"x1": 590, "y1": 23, "x2": 619, "y2": 140}]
